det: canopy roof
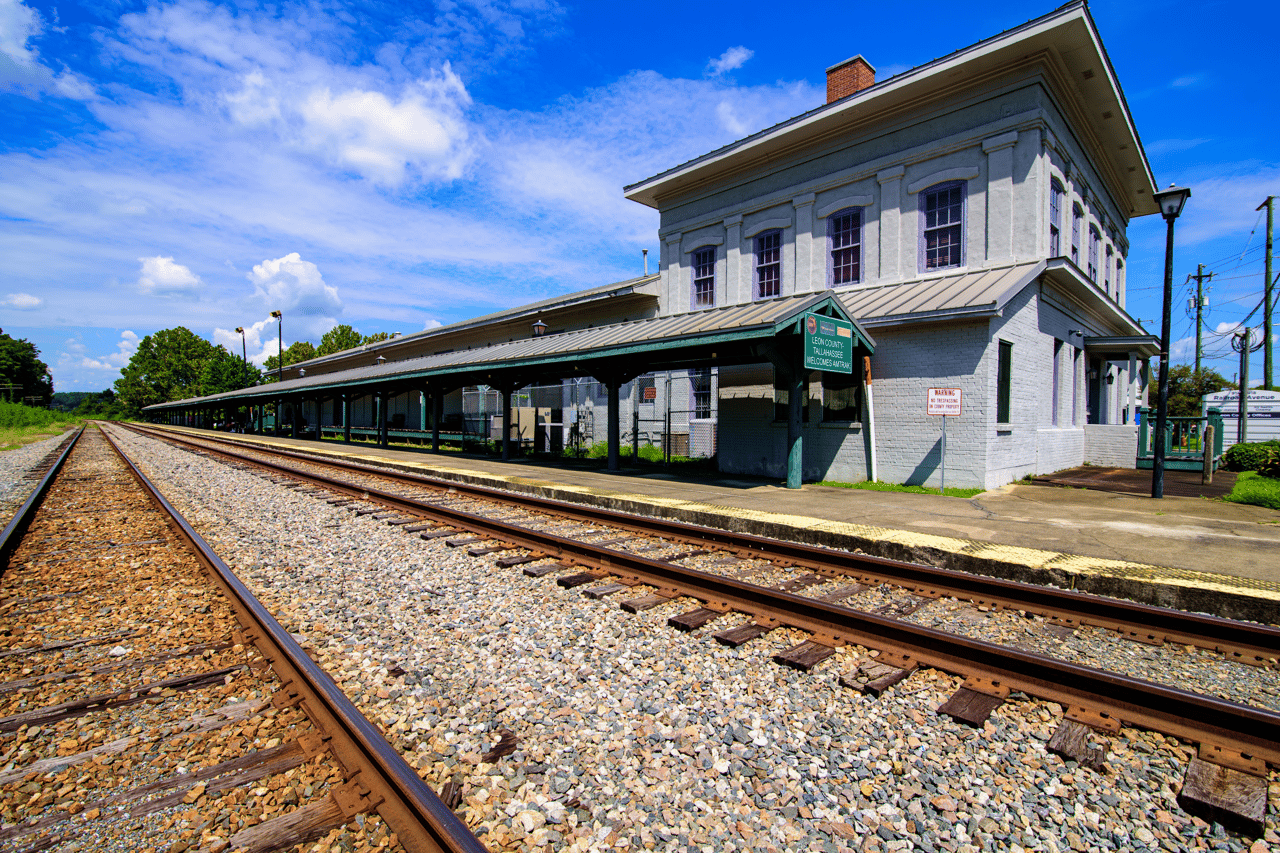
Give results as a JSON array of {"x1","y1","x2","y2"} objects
[{"x1": 146, "y1": 293, "x2": 874, "y2": 411}]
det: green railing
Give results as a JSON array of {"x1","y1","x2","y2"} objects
[{"x1": 1136, "y1": 407, "x2": 1224, "y2": 471}]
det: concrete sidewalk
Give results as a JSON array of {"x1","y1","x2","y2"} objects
[{"x1": 162, "y1": 427, "x2": 1280, "y2": 622}]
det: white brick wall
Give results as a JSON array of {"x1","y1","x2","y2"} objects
[{"x1": 1084, "y1": 425, "x2": 1138, "y2": 468}]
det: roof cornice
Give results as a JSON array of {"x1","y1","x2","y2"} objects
[{"x1": 624, "y1": 2, "x2": 1156, "y2": 218}]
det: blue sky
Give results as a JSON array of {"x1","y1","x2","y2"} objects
[{"x1": 2, "y1": 0, "x2": 1277, "y2": 392}]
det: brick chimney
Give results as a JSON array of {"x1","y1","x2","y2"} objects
[{"x1": 826, "y1": 55, "x2": 876, "y2": 103}]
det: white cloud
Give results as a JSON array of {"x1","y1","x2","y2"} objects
[
  {"x1": 0, "y1": 0, "x2": 40, "y2": 67},
  {"x1": 3, "y1": 291, "x2": 41, "y2": 309},
  {"x1": 138, "y1": 256, "x2": 202, "y2": 294},
  {"x1": 707, "y1": 46, "x2": 753, "y2": 76},
  {"x1": 299, "y1": 68, "x2": 474, "y2": 185},
  {"x1": 57, "y1": 330, "x2": 139, "y2": 372},
  {"x1": 423, "y1": 318, "x2": 443, "y2": 331},
  {"x1": 247, "y1": 253, "x2": 342, "y2": 340},
  {"x1": 0, "y1": 0, "x2": 94, "y2": 100}
]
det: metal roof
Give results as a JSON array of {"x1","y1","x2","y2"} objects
[
  {"x1": 838, "y1": 262, "x2": 1045, "y2": 326},
  {"x1": 146, "y1": 292, "x2": 874, "y2": 410},
  {"x1": 625, "y1": 2, "x2": 1156, "y2": 218}
]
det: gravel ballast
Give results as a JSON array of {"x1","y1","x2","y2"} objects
[{"x1": 108, "y1": 427, "x2": 1280, "y2": 852}]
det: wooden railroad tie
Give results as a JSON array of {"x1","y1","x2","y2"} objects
[
  {"x1": 620, "y1": 590, "x2": 677, "y2": 613},
  {"x1": 839, "y1": 653, "x2": 917, "y2": 697},
  {"x1": 668, "y1": 607, "x2": 721, "y2": 632},
  {"x1": 713, "y1": 622, "x2": 773, "y2": 648},
  {"x1": 774, "y1": 640, "x2": 835, "y2": 672},
  {"x1": 1178, "y1": 753, "x2": 1268, "y2": 837},
  {"x1": 936, "y1": 676, "x2": 1010, "y2": 728}
]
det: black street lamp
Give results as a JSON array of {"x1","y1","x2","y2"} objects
[
  {"x1": 270, "y1": 310, "x2": 283, "y2": 384},
  {"x1": 1151, "y1": 183, "x2": 1191, "y2": 499}
]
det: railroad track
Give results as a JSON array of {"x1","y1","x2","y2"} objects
[
  {"x1": 0, "y1": 426, "x2": 485, "y2": 853},
  {"x1": 124, "y1": 422, "x2": 1280, "y2": 836}
]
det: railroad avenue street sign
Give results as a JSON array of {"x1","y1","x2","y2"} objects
[
  {"x1": 927, "y1": 388, "x2": 962, "y2": 416},
  {"x1": 803, "y1": 312, "x2": 854, "y2": 373}
]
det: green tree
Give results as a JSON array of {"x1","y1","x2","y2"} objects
[
  {"x1": 362, "y1": 331, "x2": 391, "y2": 345},
  {"x1": 1165, "y1": 364, "x2": 1234, "y2": 417},
  {"x1": 263, "y1": 340, "x2": 318, "y2": 378},
  {"x1": 318, "y1": 324, "x2": 363, "y2": 356},
  {"x1": 114, "y1": 328, "x2": 255, "y2": 417},
  {"x1": 0, "y1": 331, "x2": 54, "y2": 406}
]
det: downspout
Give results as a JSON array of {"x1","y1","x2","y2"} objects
[{"x1": 864, "y1": 355, "x2": 878, "y2": 482}]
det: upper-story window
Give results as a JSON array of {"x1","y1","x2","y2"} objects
[
  {"x1": 920, "y1": 182, "x2": 965, "y2": 271},
  {"x1": 1116, "y1": 258, "x2": 1124, "y2": 296},
  {"x1": 1088, "y1": 226, "x2": 1100, "y2": 282},
  {"x1": 1104, "y1": 244, "x2": 1113, "y2": 294},
  {"x1": 755, "y1": 230, "x2": 782, "y2": 299},
  {"x1": 1071, "y1": 204, "x2": 1083, "y2": 266},
  {"x1": 691, "y1": 246, "x2": 716, "y2": 308},
  {"x1": 828, "y1": 208, "x2": 862, "y2": 287},
  {"x1": 1049, "y1": 180, "x2": 1064, "y2": 257}
]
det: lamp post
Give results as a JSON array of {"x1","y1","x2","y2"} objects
[
  {"x1": 1151, "y1": 183, "x2": 1191, "y2": 499},
  {"x1": 234, "y1": 327, "x2": 247, "y2": 365},
  {"x1": 270, "y1": 311, "x2": 283, "y2": 384}
]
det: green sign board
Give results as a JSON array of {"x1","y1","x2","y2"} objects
[{"x1": 802, "y1": 312, "x2": 854, "y2": 373}]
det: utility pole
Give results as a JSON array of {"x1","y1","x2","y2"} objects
[
  {"x1": 1191, "y1": 264, "x2": 1212, "y2": 377},
  {"x1": 1258, "y1": 197, "x2": 1274, "y2": 389},
  {"x1": 1234, "y1": 329, "x2": 1251, "y2": 444}
]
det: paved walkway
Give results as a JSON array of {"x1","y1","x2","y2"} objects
[
  {"x1": 1033, "y1": 465, "x2": 1237, "y2": 499},
  {"x1": 160, "y1": 428, "x2": 1280, "y2": 621}
]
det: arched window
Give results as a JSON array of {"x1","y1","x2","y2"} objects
[
  {"x1": 1049, "y1": 180, "x2": 1064, "y2": 257},
  {"x1": 691, "y1": 246, "x2": 716, "y2": 308},
  {"x1": 754, "y1": 230, "x2": 782, "y2": 299},
  {"x1": 1104, "y1": 244, "x2": 1113, "y2": 294},
  {"x1": 920, "y1": 181, "x2": 965, "y2": 271},
  {"x1": 828, "y1": 208, "x2": 862, "y2": 287}
]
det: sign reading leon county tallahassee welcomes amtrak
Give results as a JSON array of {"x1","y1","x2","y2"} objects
[{"x1": 802, "y1": 312, "x2": 854, "y2": 373}]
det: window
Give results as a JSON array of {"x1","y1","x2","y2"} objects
[
  {"x1": 1049, "y1": 180, "x2": 1064, "y2": 257},
  {"x1": 691, "y1": 368, "x2": 712, "y2": 419},
  {"x1": 822, "y1": 370, "x2": 861, "y2": 422},
  {"x1": 920, "y1": 182, "x2": 965, "y2": 271},
  {"x1": 828, "y1": 208, "x2": 862, "y2": 286},
  {"x1": 1104, "y1": 245, "x2": 1113, "y2": 294},
  {"x1": 1071, "y1": 204, "x2": 1082, "y2": 265},
  {"x1": 1088, "y1": 226, "x2": 1100, "y2": 282},
  {"x1": 692, "y1": 246, "x2": 716, "y2": 308},
  {"x1": 1052, "y1": 339, "x2": 1063, "y2": 426},
  {"x1": 997, "y1": 340, "x2": 1012, "y2": 424},
  {"x1": 755, "y1": 230, "x2": 782, "y2": 299},
  {"x1": 1115, "y1": 258, "x2": 1124, "y2": 295}
]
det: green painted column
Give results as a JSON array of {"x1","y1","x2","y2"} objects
[
  {"x1": 432, "y1": 391, "x2": 442, "y2": 453},
  {"x1": 607, "y1": 378, "x2": 621, "y2": 472},
  {"x1": 342, "y1": 394, "x2": 352, "y2": 443},
  {"x1": 786, "y1": 359, "x2": 804, "y2": 489},
  {"x1": 501, "y1": 388, "x2": 513, "y2": 460}
]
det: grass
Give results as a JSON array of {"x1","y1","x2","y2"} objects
[
  {"x1": 816, "y1": 479, "x2": 984, "y2": 498},
  {"x1": 1223, "y1": 471, "x2": 1280, "y2": 511},
  {"x1": 0, "y1": 402, "x2": 83, "y2": 451}
]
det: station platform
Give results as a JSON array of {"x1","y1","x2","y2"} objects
[{"x1": 150, "y1": 426, "x2": 1280, "y2": 622}]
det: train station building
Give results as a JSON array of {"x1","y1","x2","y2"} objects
[{"x1": 146, "y1": 1, "x2": 1161, "y2": 490}]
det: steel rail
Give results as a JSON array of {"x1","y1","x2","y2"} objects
[
  {"x1": 99, "y1": 426, "x2": 488, "y2": 853},
  {"x1": 125, "y1": 425, "x2": 1280, "y2": 768},
  {"x1": 126, "y1": 424, "x2": 1280, "y2": 668},
  {"x1": 0, "y1": 427, "x2": 83, "y2": 577}
]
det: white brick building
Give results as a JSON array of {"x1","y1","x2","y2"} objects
[{"x1": 624, "y1": 1, "x2": 1159, "y2": 489}]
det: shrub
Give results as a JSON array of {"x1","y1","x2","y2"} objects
[
  {"x1": 1222, "y1": 440, "x2": 1280, "y2": 472},
  {"x1": 1257, "y1": 450, "x2": 1280, "y2": 480},
  {"x1": 637, "y1": 444, "x2": 665, "y2": 463}
]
